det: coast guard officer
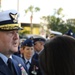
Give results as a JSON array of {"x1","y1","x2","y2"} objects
[
  {"x1": 32, "y1": 37, "x2": 46, "y2": 60},
  {"x1": 0, "y1": 10, "x2": 28, "y2": 75}
]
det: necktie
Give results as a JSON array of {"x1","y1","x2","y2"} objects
[
  {"x1": 26, "y1": 61, "x2": 31, "y2": 74},
  {"x1": 7, "y1": 58, "x2": 16, "y2": 75},
  {"x1": 26, "y1": 61, "x2": 30, "y2": 71}
]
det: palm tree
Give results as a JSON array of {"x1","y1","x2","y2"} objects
[{"x1": 25, "y1": 5, "x2": 40, "y2": 34}]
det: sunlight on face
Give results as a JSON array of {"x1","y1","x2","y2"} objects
[
  {"x1": 0, "y1": 30, "x2": 19, "y2": 55},
  {"x1": 22, "y1": 46, "x2": 34, "y2": 60}
]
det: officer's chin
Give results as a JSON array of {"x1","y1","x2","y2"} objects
[{"x1": 12, "y1": 48, "x2": 18, "y2": 53}]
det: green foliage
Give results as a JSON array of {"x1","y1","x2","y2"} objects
[
  {"x1": 57, "y1": 8, "x2": 63, "y2": 15},
  {"x1": 25, "y1": 5, "x2": 40, "y2": 34},
  {"x1": 41, "y1": 7, "x2": 75, "y2": 34},
  {"x1": 25, "y1": 5, "x2": 40, "y2": 14},
  {"x1": 35, "y1": 7, "x2": 40, "y2": 12}
]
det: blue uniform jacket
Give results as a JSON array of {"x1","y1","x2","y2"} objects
[
  {"x1": 22, "y1": 57, "x2": 42, "y2": 75},
  {"x1": 0, "y1": 55, "x2": 27, "y2": 75},
  {"x1": 32, "y1": 53, "x2": 39, "y2": 60}
]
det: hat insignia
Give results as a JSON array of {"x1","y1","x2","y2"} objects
[{"x1": 9, "y1": 13, "x2": 18, "y2": 23}]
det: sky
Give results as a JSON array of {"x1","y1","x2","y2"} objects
[{"x1": 1, "y1": 0, "x2": 75, "y2": 23}]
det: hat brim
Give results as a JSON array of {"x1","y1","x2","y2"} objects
[
  {"x1": 33, "y1": 38, "x2": 46, "y2": 43},
  {"x1": 0, "y1": 24, "x2": 23, "y2": 31}
]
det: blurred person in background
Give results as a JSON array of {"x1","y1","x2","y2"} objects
[
  {"x1": 49, "y1": 30, "x2": 62, "y2": 38},
  {"x1": 39, "y1": 35, "x2": 75, "y2": 75},
  {"x1": 32, "y1": 37, "x2": 46, "y2": 60},
  {"x1": 64, "y1": 29, "x2": 75, "y2": 38},
  {"x1": 20, "y1": 39, "x2": 42, "y2": 75}
]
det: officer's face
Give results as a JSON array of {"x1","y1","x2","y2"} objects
[
  {"x1": 22, "y1": 46, "x2": 34, "y2": 60},
  {"x1": 34, "y1": 41, "x2": 44, "y2": 52},
  {"x1": 0, "y1": 30, "x2": 19, "y2": 57}
]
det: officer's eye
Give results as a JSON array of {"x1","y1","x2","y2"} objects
[{"x1": 9, "y1": 30, "x2": 19, "y2": 34}]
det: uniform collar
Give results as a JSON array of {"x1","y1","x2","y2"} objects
[
  {"x1": 25, "y1": 58, "x2": 32, "y2": 64},
  {"x1": 0, "y1": 53, "x2": 8, "y2": 65},
  {"x1": 0, "y1": 53, "x2": 12, "y2": 65}
]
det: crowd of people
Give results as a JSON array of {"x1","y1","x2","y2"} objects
[{"x1": 0, "y1": 9, "x2": 75, "y2": 75}]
